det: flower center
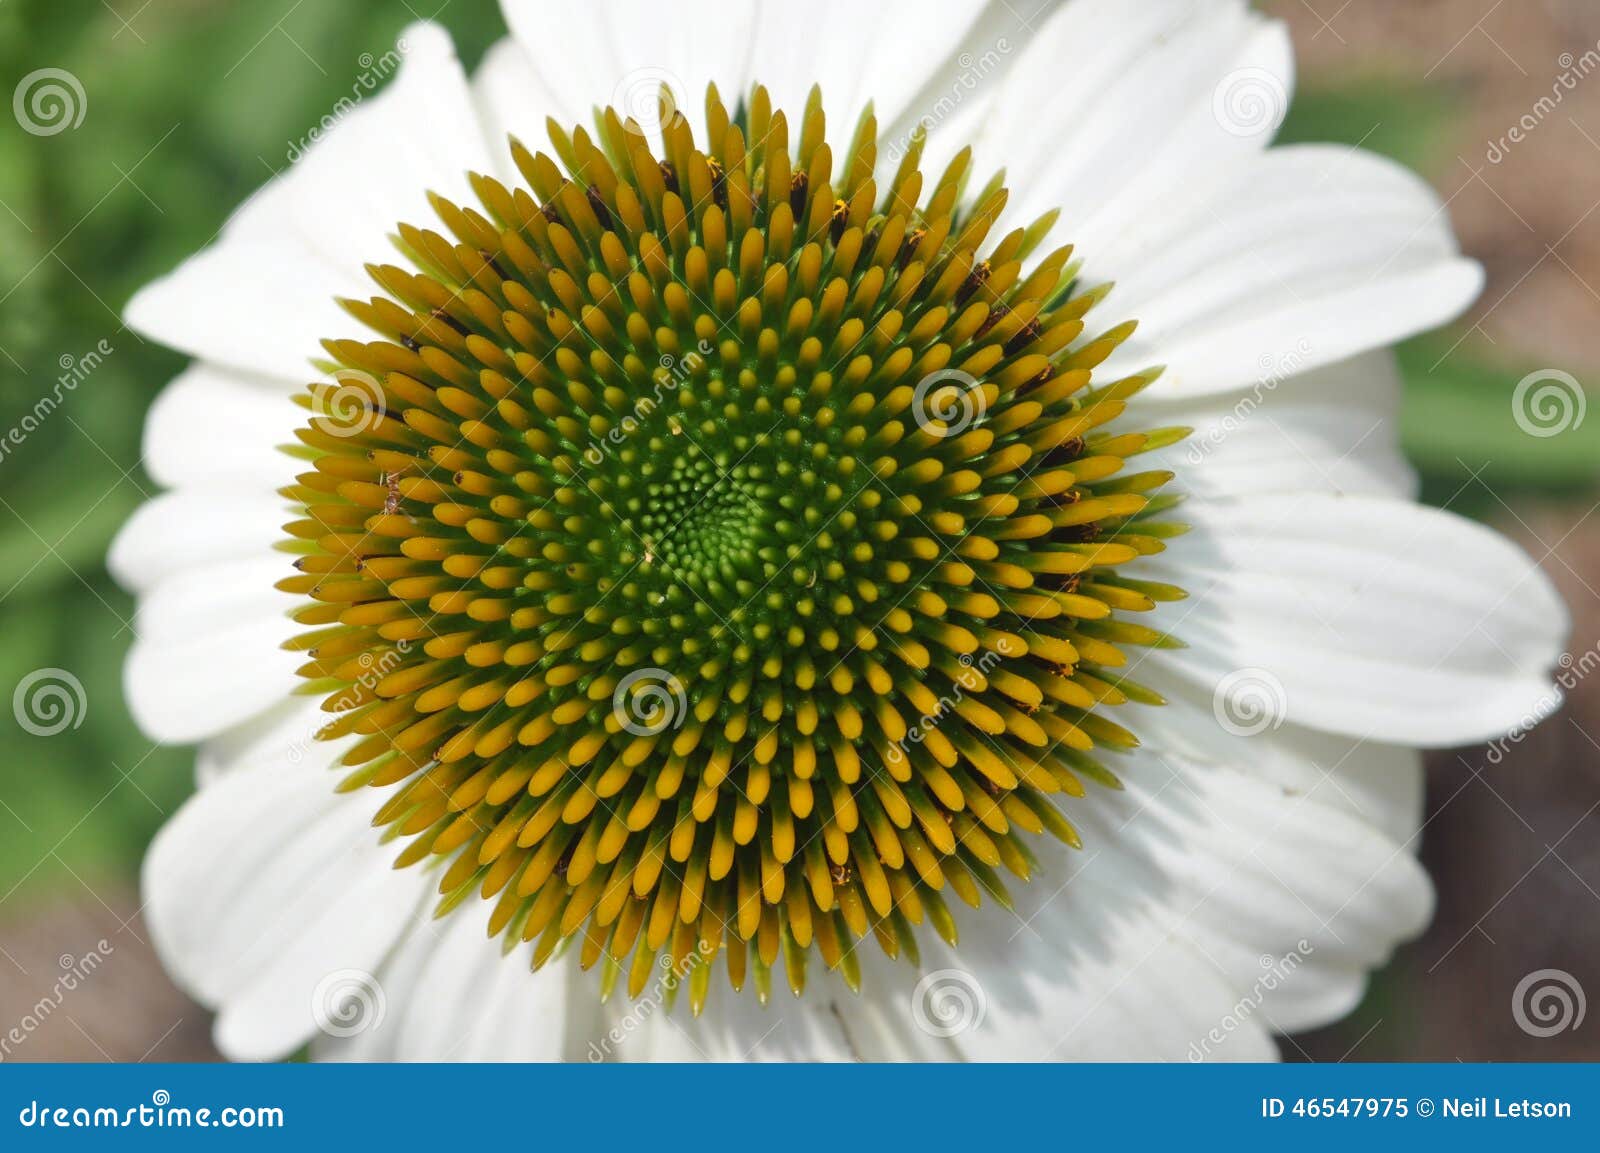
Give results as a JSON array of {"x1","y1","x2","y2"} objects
[{"x1": 279, "y1": 83, "x2": 1187, "y2": 1013}]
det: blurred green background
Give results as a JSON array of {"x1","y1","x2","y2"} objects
[
  {"x1": 1, "y1": 0, "x2": 1596, "y2": 1059},
  {"x1": 0, "y1": 0, "x2": 504, "y2": 901}
]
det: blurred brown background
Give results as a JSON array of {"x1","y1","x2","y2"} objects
[
  {"x1": 1280, "y1": 0, "x2": 1600, "y2": 1061},
  {"x1": 1, "y1": 0, "x2": 1597, "y2": 1061}
]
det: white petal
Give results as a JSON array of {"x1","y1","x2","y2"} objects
[
  {"x1": 313, "y1": 907, "x2": 586, "y2": 1062},
  {"x1": 1181, "y1": 924, "x2": 1371, "y2": 1039},
  {"x1": 125, "y1": 23, "x2": 490, "y2": 376},
  {"x1": 243, "y1": 22, "x2": 492, "y2": 273},
  {"x1": 1134, "y1": 664, "x2": 1426, "y2": 847},
  {"x1": 609, "y1": 950, "x2": 959, "y2": 1061},
  {"x1": 625, "y1": 978, "x2": 859, "y2": 1062},
  {"x1": 142, "y1": 716, "x2": 427, "y2": 1059},
  {"x1": 496, "y1": 0, "x2": 624, "y2": 128},
  {"x1": 500, "y1": 0, "x2": 751, "y2": 146},
  {"x1": 472, "y1": 37, "x2": 564, "y2": 184},
  {"x1": 1128, "y1": 677, "x2": 1432, "y2": 1028},
  {"x1": 942, "y1": 863, "x2": 1281, "y2": 1061},
  {"x1": 1115, "y1": 751, "x2": 1432, "y2": 972},
  {"x1": 141, "y1": 363, "x2": 305, "y2": 488},
  {"x1": 108, "y1": 488, "x2": 286, "y2": 594},
  {"x1": 1143, "y1": 493, "x2": 1568, "y2": 745},
  {"x1": 193, "y1": 696, "x2": 333, "y2": 788},
  {"x1": 1098, "y1": 145, "x2": 1482, "y2": 398},
  {"x1": 124, "y1": 240, "x2": 353, "y2": 379},
  {"x1": 212, "y1": 864, "x2": 422, "y2": 1061},
  {"x1": 1134, "y1": 350, "x2": 1418, "y2": 501},
  {"x1": 496, "y1": 0, "x2": 1020, "y2": 148},
  {"x1": 746, "y1": 0, "x2": 1005, "y2": 138},
  {"x1": 990, "y1": 0, "x2": 1287, "y2": 232},
  {"x1": 877, "y1": 0, "x2": 1074, "y2": 186},
  {"x1": 602, "y1": 0, "x2": 760, "y2": 136},
  {"x1": 123, "y1": 555, "x2": 299, "y2": 744},
  {"x1": 882, "y1": 1, "x2": 1062, "y2": 132},
  {"x1": 939, "y1": 753, "x2": 1429, "y2": 1059}
]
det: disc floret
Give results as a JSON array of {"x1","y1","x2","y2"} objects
[{"x1": 280, "y1": 83, "x2": 1188, "y2": 1012}]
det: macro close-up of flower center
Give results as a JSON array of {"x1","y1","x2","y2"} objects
[{"x1": 281, "y1": 83, "x2": 1183, "y2": 1012}]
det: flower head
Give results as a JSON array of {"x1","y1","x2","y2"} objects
[
  {"x1": 111, "y1": 2, "x2": 1567, "y2": 1061},
  {"x1": 278, "y1": 81, "x2": 1187, "y2": 1010}
]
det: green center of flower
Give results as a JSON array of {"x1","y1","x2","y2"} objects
[{"x1": 278, "y1": 83, "x2": 1188, "y2": 1013}]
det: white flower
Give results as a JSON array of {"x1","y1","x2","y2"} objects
[{"x1": 109, "y1": 0, "x2": 1567, "y2": 1062}]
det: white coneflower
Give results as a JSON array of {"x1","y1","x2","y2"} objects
[{"x1": 110, "y1": 1, "x2": 1565, "y2": 1061}]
